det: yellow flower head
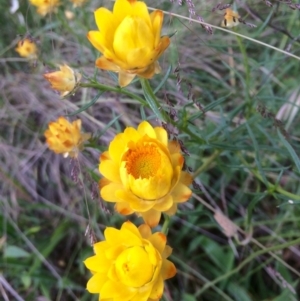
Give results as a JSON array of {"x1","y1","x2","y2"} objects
[
  {"x1": 44, "y1": 64, "x2": 82, "y2": 97},
  {"x1": 99, "y1": 121, "x2": 192, "y2": 227},
  {"x1": 44, "y1": 117, "x2": 91, "y2": 158},
  {"x1": 15, "y1": 38, "x2": 38, "y2": 59},
  {"x1": 87, "y1": 0, "x2": 170, "y2": 87},
  {"x1": 221, "y1": 8, "x2": 240, "y2": 28},
  {"x1": 84, "y1": 221, "x2": 176, "y2": 301},
  {"x1": 29, "y1": 0, "x2": 60, "y2": 17},
  {"x1": 69, "y1": 0, "x2": 87, "y2": 8}
]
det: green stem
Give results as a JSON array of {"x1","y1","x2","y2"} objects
[
  {"x1": 161, "y1": 215, "x2": 170, "y2": 235},
  {"x1": 195, "y1": 237, "x2": 300, "y2": 296},
  {"x1": 239, "y1": 155, "x2": 300, "y2": 201},
  {"x1": 139, "y1": 78, "x2": 168, "y2": 122},
  {"x1": 80, "y1": 82, "x2": 147, "y2": 105}
]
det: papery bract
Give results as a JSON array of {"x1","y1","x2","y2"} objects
[
  {"x1": 87, "y1": 0, "x2": 170, "y2": 87},
  {"x1": 84, "y1": 221, "x2": 176, "y2": 301},
  {"x1": 99, "y1": 121, "x2": 192, "y2": 227},
  {"x1": 44, "y1": 64, "x2": 81, "y2": 97}
]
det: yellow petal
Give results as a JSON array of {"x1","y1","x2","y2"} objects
[
  {"x1": 130, "y1": 288, "x2": 152, "y2": 301},
  {"x1": 162, "y1": 245, "x2": 173, "y2": 259},
  {"x1": 108, "y1": 129, "x2": 139, "y2": 163},
  {"x1": 100, "y1": 279, "x2": 135, "y2": 299},
  {"x1": 149, "y1": 275, "x2": 164, "y2": 300},
  {"x1": 105, "y1": 244, "x2": 126, "y2": 260},
  {"x1": 113, "y1": 16, "x2": 137, "y2": 62},
  {"x1": 93, "y1": 241, "x2": 109, "y2": 255},
  {"x1": 155, "y1": 36, "x2": 170, "y2": 59},
  {"x1": 127, "y1": 46, "x2": 153, "y2": 69},
  {"x1": 118, "y1": 71, "x2": 136, "y2": 87},
  {"x1": 153, "y1": 195, "x2": 173, "y2": 212},
  {"x1": 100, "y1": 182, "x2": 123, "y2": 202},
  {"x1": 150, "y1": 10, "x2": 163, "y2": 47},
  {"x1": 138, "y1": 224, "x2": 152, "y2": 239},
  {"x1": 171, "y1": 181, "x2": 192, "y2": 203},
  {"x1": 115, "y1": 202, "x2": 134, "y2": 215},
  {"x1": 94, "y1": 7, "x2": 115, "y2": 35},
  {"x1": 86, "y1": 273, "x2": 107, "y2": 293},
  {"x1": 105, "y1": 227, "x2": 141, "y2": 246},
  {"x1": 168, "y1": 140, "x2": 181, "y2": 154},
  {"x1": 99, "y1": 159, "x2": 121, "y2": 183},
  {"x1": 137, "y1": 62, "x2": 157, "y2": 79},
  {"x1": 161, "y1": 259, "x2": 177, "y2": 280},
  {"x1": 180, "y1": 171, "x2": 193, "y2": 185},
  {"x1": 140, "y1": 209, "x2": 161, "y2": 227},
  {"x1": 121, "y1": 220, "x2": 142, "y2": 238},
  {"x1": 87, "y1": 31, "x2": 106, "y2": 53},
  {"x1": 115, "y1": 190, "x2": 155, "y2": 212},
  {"x1": 148, "y1": 232, "x2": 166, "y2": 255},
  {"x1": 113, "y1": 0, "x2": 134, "y2": 25},
  {"x1": 164, "y1": 203, "x2": 177, "y2": 216},
  {"x1": 84, "y1": 255, "x2": 111, "y2": 273},
  {"x1": 95, "y1": 56, "x2": 120, "y2": 71},
  {"x1": 137, "y1": 121, "x2": 156, "y2": 138},
  {"x1": 131, "y1": 1, "x2": 151, "y2": 26},
  {"x1": 154, "y1": 126, "x2": 168, "y2": 146}
]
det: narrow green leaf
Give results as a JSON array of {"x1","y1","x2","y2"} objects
[
  {"x1": 154, "y1": 65, "x2": 172, "y2": 94},
  {"x1": 278, "y1": 129, "x2": 300, "y2": 174},
  {"x1": 246, "y1": 193, "x2": 267, "y2": 227},
  {"x1": 140, "y1": 78, "x2": 166, "y2": 121},
  {"x1": 246, "y1": 122, "x2": 268, "y2": 185}
]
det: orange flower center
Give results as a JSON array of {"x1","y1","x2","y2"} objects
[{"x1": 125, "y1": 144, "x2": 161, "y2": 179}]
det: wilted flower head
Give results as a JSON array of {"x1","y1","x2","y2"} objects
[
  {"x1": 44, "y1": 117, "x2": 90, "y2": 158},
  {"x1": 69, "y1": 0, "x2": 87, "y2": 7},
  {"x1": 87, "y1": 0, "x2": 170, "y2": 87},
  {"x1": 15, "y1": 38, "x2": 38, "y2": 59},
  {"x1": 44, "y1": 64, "x2": 81, "y2": 97},
  {"x1": 29, "y1": 0, "x2": 60, "y2": 17},
  {"x1": 84, "y1": 221, "x2": 176, "y2": 301},
  {"x1": 99, "y1": 121, "x2": 192, "y2": 227}
]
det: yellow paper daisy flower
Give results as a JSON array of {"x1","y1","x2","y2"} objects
[
  {"x1": 84, "y1": 221, "x2": 176, "y2": 301},
  {"x1": 221, "y1": 8, "x2": 240, "y2": 28},
  {"x1": 44, "y1": 64, "x2": 81, "y2": 97},
  {"x1": 29, "y1": 0, "x2": 60, "y2": 17},
  {"x1": 44, "y1": 117, "x2": 90, "y2": 158},
  {"x1": 87, "y1": 0, "x2": 170, "y2": 87},
  {"x1": 15, "y1": 38, "x2": 38, "y2": 60},
  {"x1": 99, "y1": 121, "x2": 192, "y2": 227}
]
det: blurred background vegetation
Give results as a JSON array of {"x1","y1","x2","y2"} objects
[{"x1": 1, "y1": 0, "x2": 300, "y2": 300}]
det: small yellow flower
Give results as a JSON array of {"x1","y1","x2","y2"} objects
[
  {"x1": 44, "y1": 116, "x2": 90, "y2": 158},
  {"x1": 29, "y1": 0, "x2": 60, "y2": 17},
  {"x1": 69, "y1": 0, "x2": 87, "y2": 8},
  {"x1": 84, "y1": 221, "x2": 176, "y2": 301},
  {"x1": 87, "y1": 0, "x2": 170, "y2": 87},
  {"x1": 15, "y1": 38, "x2": 38, "y2": 59},
  {"x1": 99, "y1": 121, "x2": 192, "y2": 227},
  {"x1": 221, "y1": 8, "x2": 240, "y2": 28},
  {"x1": 43, "y1": 64, "x2": 81, "y2": 97}
]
